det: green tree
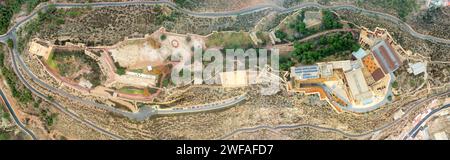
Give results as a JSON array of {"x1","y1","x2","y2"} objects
[
  {"x1": 279, "y1": 56, "x2": 294, "y2": 71},
  {"x1": 7, "y1": 39, "x2": 13, "y2": 48},
  {"x1": 322, "y1": 10, "x2": 342, "y2": 30},
  {"x1": 114, "y1": 62, "x2": 126, "y2": 75},
  {"x1": 392, "y1": 81, "x2": 399, "y2": 88},
  {"x1": 0, "y1": 132, "x2": 11, "y2": 140},
  {"x1": 275, "y1": 30, "x2": 287, "y2": 40},
  {"x1": 160, "y1": 34, "x2": 167, "y2": 41}
]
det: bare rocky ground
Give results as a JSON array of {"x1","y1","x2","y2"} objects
[
  {"x1": 283, "y1": 0, "x2": 354, "y2": 7},
  {"x1": 175, "y1": 0, "x2": 280, "y2": 12},
  {"x1": 36, "y1": 5, "x2": 270, "y2": 46},
  {"x1": 162, "y1": 86, "x2": 246, "y2": 107},
  {"x1": 225, "y1": 127, "x2": 350, "y2": 140},
  {"x1": 336, "y1": 9, "x2": 450, "y2": 88},
  {"x1": 21, "y1": 76, "x2": 432, "y2": 139},
  {"x1": 55, "y1": 0, "x2": 277, "y2": 12},
  {"x1": 1, "y1": 45, "x2": 111, "y2": 139},
  {"x1": 408, "y1": 7, "x2": 450, "y2": 40},
  {"x1": 10, "y1": 2, "x2": 448, "y2": 139}
]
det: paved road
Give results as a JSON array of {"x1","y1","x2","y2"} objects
[
  {"x1": 218, "y1": 90, "x2": 450, "y2": 139},
  {"x1": 1, "y1": 1, "x2": 449, "y2": 45},
  {"x1": 284, "y1": 5, "x2": 450, "y2": 46},
  {"x1": 0, "y1": 89, "x2": 37, "y2": 140},
  {"x1": 0, "y1": 0, "x2": 448, "y2": 139},
  {"x1": 157, "y1": 93, "x2": 247, "y2": 114},
  {"x1": 2, "y1": 31, "x2": 244, "y2": 139},
  {"x1": 276, "y1": 28, "x2": 358, "y2": 50},
  {"x1": 6, "y1": 35, "x2": 124, "y2": 140},
  {"x1": 4, "y1": 32, "x2": 246, "y2": 121},
  {"x1": 404, "y1": 103, "x2": 450, "y2": 140}
]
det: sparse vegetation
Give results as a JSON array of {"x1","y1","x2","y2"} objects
[
  {"x1": 185, "y1": 36, "x2": 191, "y2": 42},
  {"x1": 0, "y1": 45, "x2": 33, "y2": 104},
  {"x1": 173, "y1": 0, "x2": 197, "y2": 9},
  {"x1": 357, "y1": 0, "x2": 418, "y2": 20},
  {"x1": 0, "y1": 131, "x2": 11, "y2": 140},
  {"x1": 162, "y1": 78, "x2": 171, "y2": 87},
  {"x1": 392, "y1": 81, "x2": 399, "y2": 89},
  {"x1": 119, "y1": 87, "x2": 145, "y2": 95},
  {"x1": 65, "y1": 10, "x2": 81, "y2": 18},
  {"x1": 17, "y1": 4, "x2": 63, "y2": 53},
  {"x1": 285, "y1": 10, "x2": 318, "y2": 40},
  {"x1": 2, "y1": 110, "x2": 10, "y2": 120},
  {"x1": 51, "y1": 48, "x2": 104, "y2": 87},
  {"x1": 413, "y1": 6, "x2": 450, "y2": 39},
  {"x1": 40, "y1": 108, "x2": 57, "y2": 127},
  {"x1": 277, "y1": 9, "x2": 343, "y2": 42},
  {"x1": 6, "y1": 39, "x2": 13, "y2": 49},
  {"x1": 206, "y1": 31, "x2": 254, "y2": 49}
]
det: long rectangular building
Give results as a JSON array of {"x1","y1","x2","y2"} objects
[
  {"x1": 291, "y1": 65, "x2": 320, "y2": 80},
  {"x1": 344, "y1": 68, "x2": 373, "y2": 104},
  {"x1": 371, "y1": 40, "x2": 402, "y2": 73}
]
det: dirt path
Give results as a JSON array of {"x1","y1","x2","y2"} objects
[{"x1": 274, "y1": 28, "x2": 359, "y2": 55}]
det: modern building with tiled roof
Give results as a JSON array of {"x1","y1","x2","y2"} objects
[
  {"x1": 290, "y1": 65, "x2": 320, "y2": 80},
  {"x1": 371, "y1": 40, "x2": 403, "y2": 74},
  {"x1": 362, "y1": 54, "x2": 385, "y2": 82}
]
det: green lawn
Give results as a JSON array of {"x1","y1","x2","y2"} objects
[
  {"x1": 118, "y1": 87, "x2": 145, "y2": 95},
  {"x1": 46, "y1": 51, "x2": 58, "y2": 71},
  {"x1": 0, "y1": 132, "x2": 11, "y2": 140},
  {"x1": 206, "y1": 31, "x2": 254, "y2": 49}
]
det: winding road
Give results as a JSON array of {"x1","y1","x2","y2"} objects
[
  {"x1": 1, "y1": 1, "x2": 450, "y2": 45},
  {"x1": 0, "y1": 0, "x2": 448, "y2": 140},
  {"x1": 218, "y1": 91, "x2": 450, "y2": 140},
  {"x1": 157, "y1": 93, "x2": 247, "y2": 114},
  {"x1": 7, "y1": 39, "x2": 124, "y2": 140},
  {"x1": 0, "y1": 89, "x2": 37, "y2": 140},
  {"x1": 403, "y1": 103, "x2": 450, "y2": 140}
]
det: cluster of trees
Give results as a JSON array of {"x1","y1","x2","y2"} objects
[
  {"x1": 389, "y1": 0, "x2": 417, "y2": 20},
  {"x1": 115, "y1": 62, "x2": 126, "y2": 75},
  {"x1": 160, "y1": 34, "x2": 167, "y2": 41},
  {"x1": 279, "y1": 56, "x2": 294, "y2": 71},
  {"x1": 1, "y1": 109, "x2": 10, "y2": 120},
  {"x1": 154, "y1": 7, "x2": 181, "y2": 25},
  {"x1": 276, "y1": 9, "x2": 342, "y2": 43},
  {"x1": 275, "y1": 30, "x2": 287, "y2": 41},
  {"x1": 289, "y1": 11, "x2": 316, "y2": 36},
  {"x1": 17, "y1": 4, "x2": 63, "y2": 53},
  {"x1": 0, "y1": 130, "x2": 10, "y2": 140},
  {"x1": 420, "y1": 6, "x2": 441, "y2": 23},
  {"x1": 0, "y1": 1, "x2": 18, "y2": 34},
  {"x1": 52, "y1": 49, "x2": 103, "y2": 87},
  {"x1": 275, "y1": 11, "x2": 315, "y2": 43},
  {"x1": 289, "y1": 33, "x2": 360, "y2": 64},
  {"x1": 173, "y1": 0, "x2": 197, "y2": 9},
  {"x1": 322, "y1": 10, "x2": 342, "y2": 30},
  {"x1": 0, "y1": 0, "x2": 48, "y2": 34},
  {"x1": 0, "y1": 46, "x2": 33, "y2": 103},
  {"x1": 7, "y1": 39, "x2": 13, "y2": 48},
  {"x1": 40, "y1": 108, "x2": 57, "y2": 127},
  {"x1": 391, "y1": 81, "x2": 399, "y2": 88},
  {"x1": 361, "y1": 0, "x2": 418, "y2": 21}
]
